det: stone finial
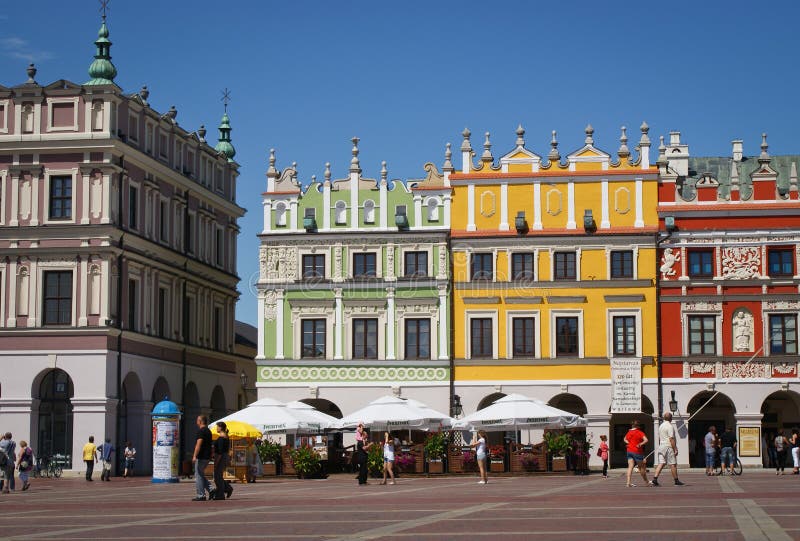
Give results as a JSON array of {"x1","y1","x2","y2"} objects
[
  {"x1": 380, "y1": 160, "x2": 388, "y2": 184},
  {"x1": 639, "y1": 121, "x2": 650, "y2": 144},
  {"x1": 730, "y1": 160, "x2": 740, "y2": 189},
  {"x1": 266, "y1": 148, "x2": 278, "y2": 178},
  {"x1": 585, "y1": 124, "x2": 594, "y2": 145},
  {"x1": 443, "y1": 142, "x2": 454, "y2": 172},
  {"x1": 515, "y1": 124, "x2": 525, "y2": 147},
  {"x1": 758, "y1": 133, "x2": 770, "y2": 164},
  {"x1": 618, "y1": 126, "x2": 630, "y2": 158},
  {"x1": 350, "y1": 136, "x2": 361, "y2": 173},
  {"x1": 167, "y1": 105, "x2": 178, "y2": 120},
  {"x1": 656, "y1": 135, "x2": 668, "y2": 168},
  {"x1": 548, "y1": 130, "x2": 560, "y2": 162},
  {"x1": 26, "y1": 63, "x2": 37, "y2": 84},
  {"x1": 197, "y1": 125, "x2": 206, "y2": 143},
  {"x1": 461, "y1": 127, "x2": 472, "y2": 152},
  {"x1": 139, "y1": 85, "x2": 149, "y2": 105},
  {"x1": 324, "y1": 162, "x2": 331, "y2": 185},
  {"x1": 311, "y1": 174, "x2": 317, "y2": 184},
  {"x1": 790, "y1": 161, "x2": 798, "y2": 193},
  {"x1": 481, "y1": 132, "x2": 493, "y2": 163}
]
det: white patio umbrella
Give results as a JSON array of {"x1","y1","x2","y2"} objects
[
  {"x1": 337, "y1": 395, "x2": 452, "y2": 431},
  {"x1": 404, "y1": 398, "x2": 454, "y2": 429},
  {"x1": 211, "y1": 397, "x2": 328, "y2": 434},
  {"x1": 453, "y1": 393, "x2": 587, "y2": 431},
  {"x1": 285, "y1": 400, "x2": 340, "y2": 427}
]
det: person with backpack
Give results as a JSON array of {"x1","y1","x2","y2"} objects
[
  {"x1": 16, "y1": 441, "x2": 34, "y2": 491},
  {"x1": 775, "y1": 429, "x2": 789, "y2": 475},
  {"x1": 97, "y1": 438, "x2": 115, "y2": 481},
  {"x1": 0, "y1": 432, "x2": 17, "y2": 493}
]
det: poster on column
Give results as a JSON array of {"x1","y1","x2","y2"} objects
[
  {"x1": 610, "y1": 358, "x2": 641, "y2": 413},
  {"x1": 152, "y1": 418, "x2": 180, "y2": 482}
]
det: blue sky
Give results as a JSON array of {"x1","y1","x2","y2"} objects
[{"x1": 2, "y1": 1, "x2": 800, "y2": 325}]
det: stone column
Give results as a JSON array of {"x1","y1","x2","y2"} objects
[
  {"x1": 334, "y1": 288, "x2": 343, "y2": 360},
  {"x1": 275, "y1": 289, "x2": 285, "y2": 360},
  {"x1": 256, "y1": 291, "x2": 266, "y2": 359},
  {"x1": 386, "y1": 288, "x2": 395, "y2": 360},
  {"x1": 70, "y1": 398, "x2": 118, "y2": 473},
  {"x1": 735, "y1": 412, "x2": 764, "y2": 468},
  {"x1": 438, "y1": 285, "x2": 448, "y2": 360}
]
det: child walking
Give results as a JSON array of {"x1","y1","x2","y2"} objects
[{"x1": 598, "y1": 434, "x2": 609, "y2": 478}]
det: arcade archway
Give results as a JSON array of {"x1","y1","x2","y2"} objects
[
  {"x1": 35, "y1": 369, "x2": 74, "y2": 458},
  {"x1": 687, "y1": 391, "x2": 736, "y2": 468}
]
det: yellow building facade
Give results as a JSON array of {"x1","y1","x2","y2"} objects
[{"x1": 450, "y1": 124, "x2": 660, "y2": 465}]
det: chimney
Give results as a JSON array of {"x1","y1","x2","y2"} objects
[
  {"x1": 732, "y1": 140, "x2": 743, "y2": 162},
  {"x1": 669, "y1": 131, "x2": 681, "y2": 145}
]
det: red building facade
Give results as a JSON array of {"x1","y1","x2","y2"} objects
[{"x1": 657, "y1": 132, "x2": 800, "y2": 467}]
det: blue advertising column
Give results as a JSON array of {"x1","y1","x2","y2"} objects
[{"x1": 151, "y1": 398, "x2": 181, "y2": 483}]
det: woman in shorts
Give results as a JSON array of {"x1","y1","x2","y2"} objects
[
  {"x1": 624, "y1": 420, "x2": 651, "y2": 487},
  {"x1": 471, "y1": 430, "x2": 489, "y2": 484},
  {"x1": 380, "y1": 432, "x2": 396, "y2": 485}
]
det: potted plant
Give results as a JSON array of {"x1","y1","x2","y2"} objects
[
  {"x1": 520, "y1": 452, "x2": 539, "y2": 472},
  {"x1": 288, "y1": 445, "x2": 321, "y2": 479},
  {"x1": 367, "y1": 443, "x2": 384, "y2": 477},
  {"x1": 544, "y1": 432, "x2": 573, "y2": 472},
  {"x1": 424, "y1": 432, "x2": 446, "y2": 474},
  {"x1": 489, "y1": 445, "x2": 506, "y2": 473},
  {"x1": 258, "y1": 439, "x2": 282, "y2": 476},
  {"x1": 571, "y1": 436, "x2": 593, "y2": 475},
  {"x1": 395, "y1": 452, "x2": 416, "y2": 473},
  {"x1": 461, "y1": 449, "x2": 478, "y2": 472}
]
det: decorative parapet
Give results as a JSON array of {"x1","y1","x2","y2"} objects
[
  {"x1": 257, "y1": 362, "x2": 449, "y2": 383},
  {"x1": 682, "y1": 360, "x2": 798, "y2": 379}
]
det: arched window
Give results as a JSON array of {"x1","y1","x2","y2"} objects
[
  {"x1": 335, "y1": 201, "x2": 347, "y2": 225},
  {"x1": 363, "y1": 200, "x2": 375, "y2": 224},
  {"x1": 275, "y1": 202, "x2": 287, "y2": 227},
  {"x1": 426, "y1": 197, "x2": 440, "y2": 221}
]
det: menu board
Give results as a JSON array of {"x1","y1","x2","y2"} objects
[
  {"x1": 738, "y1": 426, "x2": 761, "y2": 457},
  {"x1": 610, "y1": 358, "x2": 642, "y2": 413}
]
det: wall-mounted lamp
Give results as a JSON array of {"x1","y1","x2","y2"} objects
[
  {"x1": 514, "y1": 211, "x2": 528, "y2": 235},
  {"x1": 451, "y1": 394, "x2": 463, "y2": 417},
  {"x1": 669, "y1": 390, "x2": 678, "y2": 414},
  {"x1": 583, "y1": 209, "x2": 596, "y2": 233},
  {"x1": 664, "y1": 215, "x2": 677, "y2": 232}
]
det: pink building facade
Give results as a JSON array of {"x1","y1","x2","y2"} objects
[{"x1": 0, "y1": 18, "x2": 246, "y2": 473}]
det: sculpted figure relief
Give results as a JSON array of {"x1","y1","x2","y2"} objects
[
  {"x1": 660, "y1": 248, "x2": 680, "y2": 279},
  {"x1": 732, "y1": 310, "x2": 753, "y2": 352}
]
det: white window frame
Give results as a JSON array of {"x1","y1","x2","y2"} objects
[
  {"x1": 399, "y1": 245, "x2": 433, "y2": 278},
  {"x1": 550, "y1": 248, "x2": 581, "y2": 281},
  {"x1": 345, "y1": 309, "x2": 386, "y2": 361},
  {"x1": 505, "y1": 310, "x2": 541, "y2": 360},
  {"x1": 0, "y1": 170, "x2": 6, "y2": 224},
  {"x1": 549, "y1": 309, "x2": 584, "y2": 359},
  {"x1": 763, "y1": 310, "x2": 800, "y2": 356},
  {"x1": 157, "y1": 282, "x2": 171, "y2": 339},
  {"x1": 43, "y1": 169, "x2": 78, "y2": 225},
  {"x1": 46, "y1": 97, "x2": 79, "y2": 132},
  {"x1": 0, "y1": 99, "x2": 9, "y2": 133},
  {"x1": 682, "y1": 311, "x2": 722, "y2": 357},
  {"x1": 465, "y1": 309, "x2": 498, "y2": 360},
  {"x1": 298, "y1": 248, "x2": 331, "y2": 280},
  {"x1": 159, "y1": 196, "x2": 170, "y2": 244},
  {"x1": 128, "y1": 113, "x2": 139, "y2": 144},
  {"x1": 186, "y1": 210, "x2": 196, "y2": 255},
  {"x1": 350, "y1": 248, "x2": 382, "y2": 279},
  {"x1": 158, "y1": 131, "x2": 169, "y2": 160},
  {"x1": 607, "y1": 247, "x2": 638, "y2": 280},
  {"x1": 606, "y1": 308, "x2": 642, "y2": 358},
  {"x1": 145, "y1": 121, "x2": 155, "y2": 154},
  {"x1": 126, "y1": 274, "x2": 141, "y2": 332},
  {"x1": 38, "y1": 264, "x2": 77, "y2": 328},
  {"x1": 127, "y1": 180, "x2": 140, "y2": 231},
  {"x1": 397, "y1": 303, "x2": 438, "y2": 361}
]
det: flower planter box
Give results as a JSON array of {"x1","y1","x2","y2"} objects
[
  {"x1": 262, "y1": 462, "x2": 277, "y2": 476},
  {"x1": 551, "y1": 456, "x2": 567, "y2": 472},
  {"x1": 427, "y1": 460, "x2": 444, "y2": 474},
  {"x1": 490, "y1": 460, "x2": 505, "y2": 473}
]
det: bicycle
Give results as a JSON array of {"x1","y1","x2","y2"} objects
[
  {"x1": 713, "y1": 448, "x2": 742, "y2": 476},
  {"x1": 32, "y1": 455, "x2": 64, "y2": 478}
]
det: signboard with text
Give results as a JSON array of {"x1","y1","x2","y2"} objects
[
  {"x1": 610, "y1": 358, "x2": 642, "y2": 413},
  {"x1": 738, "y1": 426, "x2": 761, "y2": 457}
]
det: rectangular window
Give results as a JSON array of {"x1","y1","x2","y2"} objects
[
  {"x1": 302, "y1": 319, "x2": 326, "y2": 358},
  {"x1": 404, "y1": 318, "x2": 430, "y2": 359},
  {"x1": 770, "y1": 314, "x2": 797, "y2": 355},
  {"x1": 512, "y1": 253, "x2": 535, "y2": 281},
  {"x1": 128, "y1": 186, "x2": 138, "y2": 230},
  {"x1": 353, "y1": 253, "x2": 377, "y2": 278},
  {"x1": 471, "y1": 254, "x2": 493, "y2": 280},
  {"x1": 160, "y1": 201, "x2": 169, "y2": 242},
  {"x1": 404, "y1": 251, "x2": 428, "y2": 278},
  {"x1": 128, "y1": 115, "x2": 139, "y2": 142},
  {"x1": 470, "y1": 318, "x2": 493, "y2": 358},
  {"x1": 554, "y1": 252, "x2": 576, "y2": 280},
  {"x1": 688, "y1": 250, "x2": 714, "y2": 278},
  {"x1": 555, "y1": 316, "x2": 578, "y2": 356},
  {"x1": 302, "y1": 254, "x2": 325, "y2": 279},
  {"x1": 688, "y1": 315, "x2": 716, "y2": 355},
  {"x1": 127, "y1": 279, "x2": 138, "y2": 332},
  {"x1": 610, "y1": 251, "x2": 634, "y2": 279},
  {"x1": 185, "y1": 213, "x2": 194, "y2": 255},
  {"x1": 613, "y1": 316, "x2": 636, "y2": 356},
  {"x1": 768, "y1": 249, "x2": 794, "y2": 277},
  {"x1": 512, "y1": 317, "x2": 535, "y2": 358},
  {"x1": 157, "y1": 287, "x2": 167, "y2": 338},
  {"x1": 352, "y1": 318, "x2": 378, "y2": 359},
  {"x1": 42, "y1": 271, "x2": 72, "y2": 325},
  {"x1": 159, "y1": 133, "x2": 168, "y2": 158},
  {"x1": 49, "y1": 176, "x2": 72, "y2": 220},
  {"x1": 215, "y1": 229, "x2": 223, "y2": 266},
  {"x1": 213, "y1": 307, "x2": 222, "y2": 350}
]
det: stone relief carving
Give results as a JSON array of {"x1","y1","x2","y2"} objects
[
  {"x1": 773, "y1": 362, "x2": 797, "y2": 375},
  {"x1": 659, "y1": 248, "x2": 680, "y2": 279},
  {"x1": 334, "y1": 246, "x2": 343, "y2": 280},
  {"x1": 386, "y1": 245, "x2": 395, "y2": 280},
  {"x1": 259, "y1": 246, "x2": 268, "y2": 280},
  {"x1": 284, "y1": 247, "x2": 298, "y2": 280},
  {"x1": 683, "y1": 301, "x2": 721, "y2": 312},
  {"x1": 479, "y1": 191, "x2": 496, "y2": 218},
  {"x1": 764, "y1": 301, "x2": 800, "y2": 311},
  {"x1": 614, "y1": 187, "x2": 631, "y2": 214},
  {"x1": 690, "y1": 363, "x2": 716, "y2": 375},
  {"x1": 438, "y1": 247, "x2": 447, "y2": 278},
  {"x1": 732, "y1": 309, "x2": 754, "y2": 352},
  {"x1": 721, "y1": 246, "x2": 760, "y2": 279},
  {"x1": 721, "y1": 362, "x2": 769, "y2": 379},
  {"x1": 263, "y1": 289, "x2": 278, "y2": 321}
]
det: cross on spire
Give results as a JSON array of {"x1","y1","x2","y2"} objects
[
  {"x1": 221, "y1": 87, "x2": 232, "y2": 112},
  {"x1": 99, "y1": 0, "x2": 110, "y2": 20}
]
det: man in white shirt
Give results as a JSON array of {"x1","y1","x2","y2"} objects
[{"x1": 651, "y1": 412, "x2": 684, "y2": 486}]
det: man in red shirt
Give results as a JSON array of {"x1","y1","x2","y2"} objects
[{"x1": 624, "y1": 420, "x2": 652, "y2": 487}]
